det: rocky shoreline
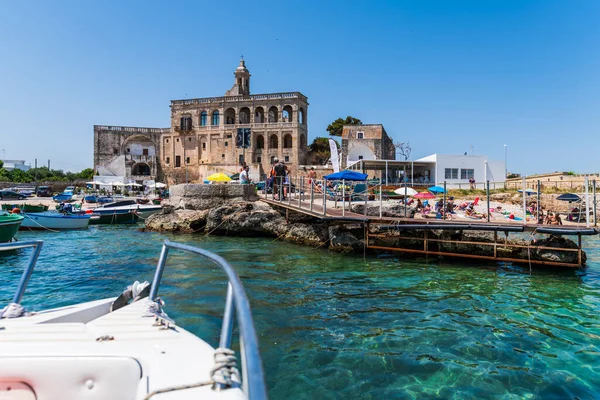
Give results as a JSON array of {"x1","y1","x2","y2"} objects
[{"x1": 145, "y1": 184, "x2": 586, "y2": 265}]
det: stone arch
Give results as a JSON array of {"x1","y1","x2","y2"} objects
[
  {"x1": 256, "y1": 134, "x2": 265, "y2": 149},
  {"x1": 298, "y1": 107, "x2": 306, "y2": 124},
  {"x1": 300, "y1": 133, "x2": 306, "y2": 148},
  {"x1": 282, "y1": 105, "x2": 293, "y2": 122},
  {"x1": 268, "y1": 106, "x2": 278, "y2": 123},
  {"x1": 121, "y1": 134, "x2": 157, "y2": 156},
  {"x1": 225, "y1": 108, "x2": 236, "y2": 125},
  {"x1": 269, "y1": 134, "x2": 279, "y2": 149},
  {"x1": 239, "y1": 107, "x2": 251, "y2": 124},
  {"x1": 347, "y1": 145, "x2": 375, "y2": 165},
  {"x1": 132, "y1": 162, "x2": 151, "y2": 176},
  {"x1": 283, "y1": 134, "x2": 293, "y2": 148},
  {"x1": 254, "y1": 107, "x2": 264, "y2": 123}
]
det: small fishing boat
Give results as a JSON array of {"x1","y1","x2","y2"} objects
[
  {"x1": 89, "y1": 209, "x2": 139, "y2": 225},
  {"x1": 22, "y1": 204, "x2": 49, "y2": 213},
  {"x1": 0, "y1": 212, "x2": 23, "y2": 242},
  {"x1": 20, "y1": 211, "x2": 91, "y2": 230},
  {"x1": 0, "y1": 239, "x2": 267, "y2": 399},
  {"x1": 93, "y1": 199, "x2": 162, "y2": 219}
]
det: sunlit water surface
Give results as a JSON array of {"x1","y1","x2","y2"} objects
[{"x1": 1, "y1": 226, "x2": 599, "y2": 399}]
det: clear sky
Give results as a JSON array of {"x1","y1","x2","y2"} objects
[{"x1": 1, "y1": 1, "x2": 598, "y2": 175}]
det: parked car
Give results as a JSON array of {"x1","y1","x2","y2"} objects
[
  {"x1": 0, "y1": 190, "x2": 26, "y2": 200},
  {"x1": 36, "y1": 186, "x2": 53, "y2": 197}
]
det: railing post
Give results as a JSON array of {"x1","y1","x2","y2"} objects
[
  {"x1": 298, "y1": 176, "x2": 301, "y2": 208},
  {"x1": 486, "y1": 180, "x2": 490, "y2": 222},
  {"x1": 342, "y1": 179, "x2": 346, "y2": 217},
  {"x1": 310, "y1": 179, "x2": 314, "y2": 212},
  {"x1": 323, "y1": 179, "x2": 327, "y2": 216},
  {"x1": 379, "y1": 183, "x2": 383, "y2": 219},
  {"x1": 11, "y1": 241, "x2": 44, "y2": 305},
  {"x1": 150, "y1": 244, "x2": 169, "y2": 301},
  {"x1": 288, "y1": 176, "x2": 291, "y2": 206},
  {"x1": 364, "y1": 182, "x2": 368, "y2": 217}
]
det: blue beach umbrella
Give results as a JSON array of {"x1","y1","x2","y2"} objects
[
  {"x1": 323, "y1": 170, "x2": 368, "y2": 181},
  {"x1": 428, "y1": 186, "x2": 446, "y2": 194},
  {"x1": 517, "y1": 188, "x2": 537, "y2": 195}
]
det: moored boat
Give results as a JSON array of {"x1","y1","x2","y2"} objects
[
  {"x1": 93, "y1": 199, "x2": 162, "y2": 219},
  {"x1": 20, "y1": 211, "x2": 91, "y2": 230},
  {"x1": 0, "y1": 212, "x2": 23, "y2": 242},
  {"x1": 0, "y1": 239, "x2": 267, "y2": 399},
  {"x1": 89, "y1": 209, "x2": 139, "y2": 225}
]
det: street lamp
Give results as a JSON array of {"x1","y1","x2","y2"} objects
[{"x1": 504, "y1": 144, "x2": 507, "y2": 178}]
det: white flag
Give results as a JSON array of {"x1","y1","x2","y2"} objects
[{"x1": 329, "y1": 139, "x2": 340, "y2": 173}]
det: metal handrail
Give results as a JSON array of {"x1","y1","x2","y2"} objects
[
  {"x1": 149, "y1": 239, "x2": 268, "y2": 400},
  {"x1": 0, "y1": 240, "x2": 44, "y2": 304}
]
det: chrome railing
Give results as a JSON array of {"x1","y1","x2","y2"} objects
[
  {"x1": 0, "y1": 240, "x2": 44, "y2": 305},
  {"x1": 150, "y1": 239, "x2": 267, "y2": 400}
]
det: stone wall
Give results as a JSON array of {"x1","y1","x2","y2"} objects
[{"x1": 168, "y1": 183, "x2": 258, "y2": 210}]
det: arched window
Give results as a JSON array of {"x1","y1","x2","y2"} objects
[
  {"x1": 282, "y1": 105, "x2": 293, "y2": 122},
  {"x1": 283, "y1": 134, "x2": 293, "y2": 148},
  {"x1": 212, "y1": 110, "x2": 220, "y2": 125},
  {"x1": 268, "y1": 106, "x2": 278, "y2": 123},
  {"x1": 269, "y1": 134, "x2": 279, "y2": 149},
  {"x1": 200, "y1": 111, "x2": 207, "y2": 126},
  {"x1": 239, "y1": 107, "x2": 251, "y2": 124},
  {"x1": 298, "y1": 107, "x2": 306, "y2": 125},
  {"x1": 254, "y1": 107, "x2": 264, "y2": 123},
  {"x1": 256, "y1": 135, "x2": 264, "y2": 149},
  {"x1": 225, "y1": 108, "x2": 236, "y2": 125}
]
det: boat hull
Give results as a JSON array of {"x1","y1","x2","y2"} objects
[
  {"x1": 94, "y1": 205, "x2": 162, "y2": 220},
  {"x1": 90, "y1": 210, "x2": 139, "y2": 225},
  {"x1": 0, "y1": 215, "x2": 24, "y2": 242},
  {"x1": 20, "y1": 212, "x2": 90, "y2": 230}
]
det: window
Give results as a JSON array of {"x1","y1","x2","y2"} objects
[
  {"x1": 460, "y1": 169, "x2": 474, "y2": 180},
  {"x1": 212, "y1": 111, "x2": 220, "y2": 125},
  {"x1": 358, "y1": 155, "x2": 363, "y2": 160},
  {"x1": 143, "y1": 148, "x2": 149, "y2": 156},
  {"x1": 126, "y1": 148, "x2": 130, "y2": 153},
  {"x1": 166, "y1": 139, "x2": 169, "y2": 143},
  {"x1": 202, "y1": 142, "x2": 206, "y2": 149},
  {"x1": 357, "y1": 131, "x2": 364, "y2": 139},
  {"x1": 175, "y1": 156, "x2": 181, "y2": 168},
  {"x1": 166, "y1": 157, "x2": 170, "y2": 164},
  {"x1": 186, "y1": 157, "x2": 190, "y2": 164},
  {"x1": 188, "y1": 137, "x2": 192, "y2": 142},
  {"x1": 113, "y1": 148, "x2": 119, "y2": 155},
  {"x1": 225, "y1": 142, "x2": 228, "y2": 147},
  {"x1": 222, "y1": 154, "x2": 225, "y2": 158},
  {"x1": 257, "y1": 156, "x2": 262, "y2": 163},
  {"x1": 226, "y1": 134, "x2": 232, "y2": 138},
  {"x1": 180, "y1": 116, "x2": 192, "y2": 131},
  {"x1": 285, "y1": 156, "x2": 289, "y2": 162},
  {"x1": 200, "y1": 111, "x2": 207, "y2": 126},
  {"x1": 176, "y1": 138, "x2": 179, "y2": 142},
  {"x1": 445, "y1": 168, "x2": 458, "y2": 180}
]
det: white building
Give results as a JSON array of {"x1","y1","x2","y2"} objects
[
  {"x1": 1, "y1": 159, "x2": 30, "y2": 172},
  {"x1": 347, "y1": 153, "x2": 506, "y2": 188},
  {"x1": 416, "y1": 154, "x2": 505, "y2": 188}
]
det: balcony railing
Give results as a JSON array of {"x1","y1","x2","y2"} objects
[
  {"x1": 95, "y1": 125, "x2": 170, "y2": 134},
  {"x1": 171, "y1": 91, "x2": 308, "y2": 106},
  {"x1": 126, "y1": 154, "x2": 156, "y2": 163}
]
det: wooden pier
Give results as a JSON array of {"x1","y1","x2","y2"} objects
[{"x1": 262, "y1": 192, "x2": 598, "y2": 268}]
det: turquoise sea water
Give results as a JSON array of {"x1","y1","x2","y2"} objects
[{"x1": 1, "y1": 226, "x2": 600, "y2": 399}]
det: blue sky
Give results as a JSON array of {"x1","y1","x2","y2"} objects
[{"x1": 1, "y1": 1, "x2": 598, "y2": 175}]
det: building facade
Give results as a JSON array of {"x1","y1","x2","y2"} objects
[
  {"x1": 341, "y1": 124, "x2": 395, "y2": 168},
  {"x1": 93, "y1": 60, "x2": 309, "y2": 184}
]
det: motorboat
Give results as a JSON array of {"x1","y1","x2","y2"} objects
[
  {"x1": 0, "y1": 239, "x2": 267, "y2": 400},
  {"x1": 20, "y1": 211, "x2": 91, "y2": 230},
  {"x1": 0, "y1": 212, "x2": 23, "y2": 242},
  {"x1": 93, "y1": 199, "x2": 162, "y2": 219}
]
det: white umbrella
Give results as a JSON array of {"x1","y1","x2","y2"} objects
[
  {"x1": 111, "y1": 182, "x2": 126, "y2": 187},
  {"x1": 126, "y1": 182, "x2": 142, "y2": 187},
  {"x1": 155, "y1": 182, "x2": 167, "y2": 188},
  {"x1": 394, "y1": 187, "x2": 418, "y2": 196}
]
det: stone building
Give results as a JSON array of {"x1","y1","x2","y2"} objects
[
  {"x1": 93, "y1": 59, "x2": 309, "y2": 184},
  {"x1": 93, "y1": 126, "x2": 168, "y2": 182},
  {"x1": 341, "y1": 124, "x2": 395, "y2": 168},
  {"x1": 163, "y1": 59, "x2": 309, "y2": 183}
]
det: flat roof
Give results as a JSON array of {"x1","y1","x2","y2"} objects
[{"x1": 347, "y1": 159, "x2": 435, "y2": 170}]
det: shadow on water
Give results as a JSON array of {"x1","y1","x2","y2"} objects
[{"x1": 1, "y1": 226, "x2": 600, "y2": 399}]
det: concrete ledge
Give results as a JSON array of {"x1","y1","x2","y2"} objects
[{"x1": 169, "y1": 184, "x2": 258, "y2": 210}]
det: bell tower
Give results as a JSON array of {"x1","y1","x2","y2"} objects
[{"x1": 225, "y1": 58, "x2": 251, "y2": 96}]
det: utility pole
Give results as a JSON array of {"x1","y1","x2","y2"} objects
[{"x1": 48, "y1": 159, "x2": 50, "y2": 170}]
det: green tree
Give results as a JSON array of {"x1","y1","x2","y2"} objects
[
  {"x1": 77, "y1": 168, "x2": 94, "y2": 180},
  {"x1": 309, "y1": 137, "x2": 338, "y2": 165},
  {"x1": 326, "y1": 116, "x2": 362, "y2": 137},
  {"x1": 0, "y1": 159, "x2": 3, "y2": 169}
]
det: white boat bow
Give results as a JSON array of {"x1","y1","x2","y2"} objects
[{"x1": 0, "y1": 240, "x2": 267, "y2": 400}]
